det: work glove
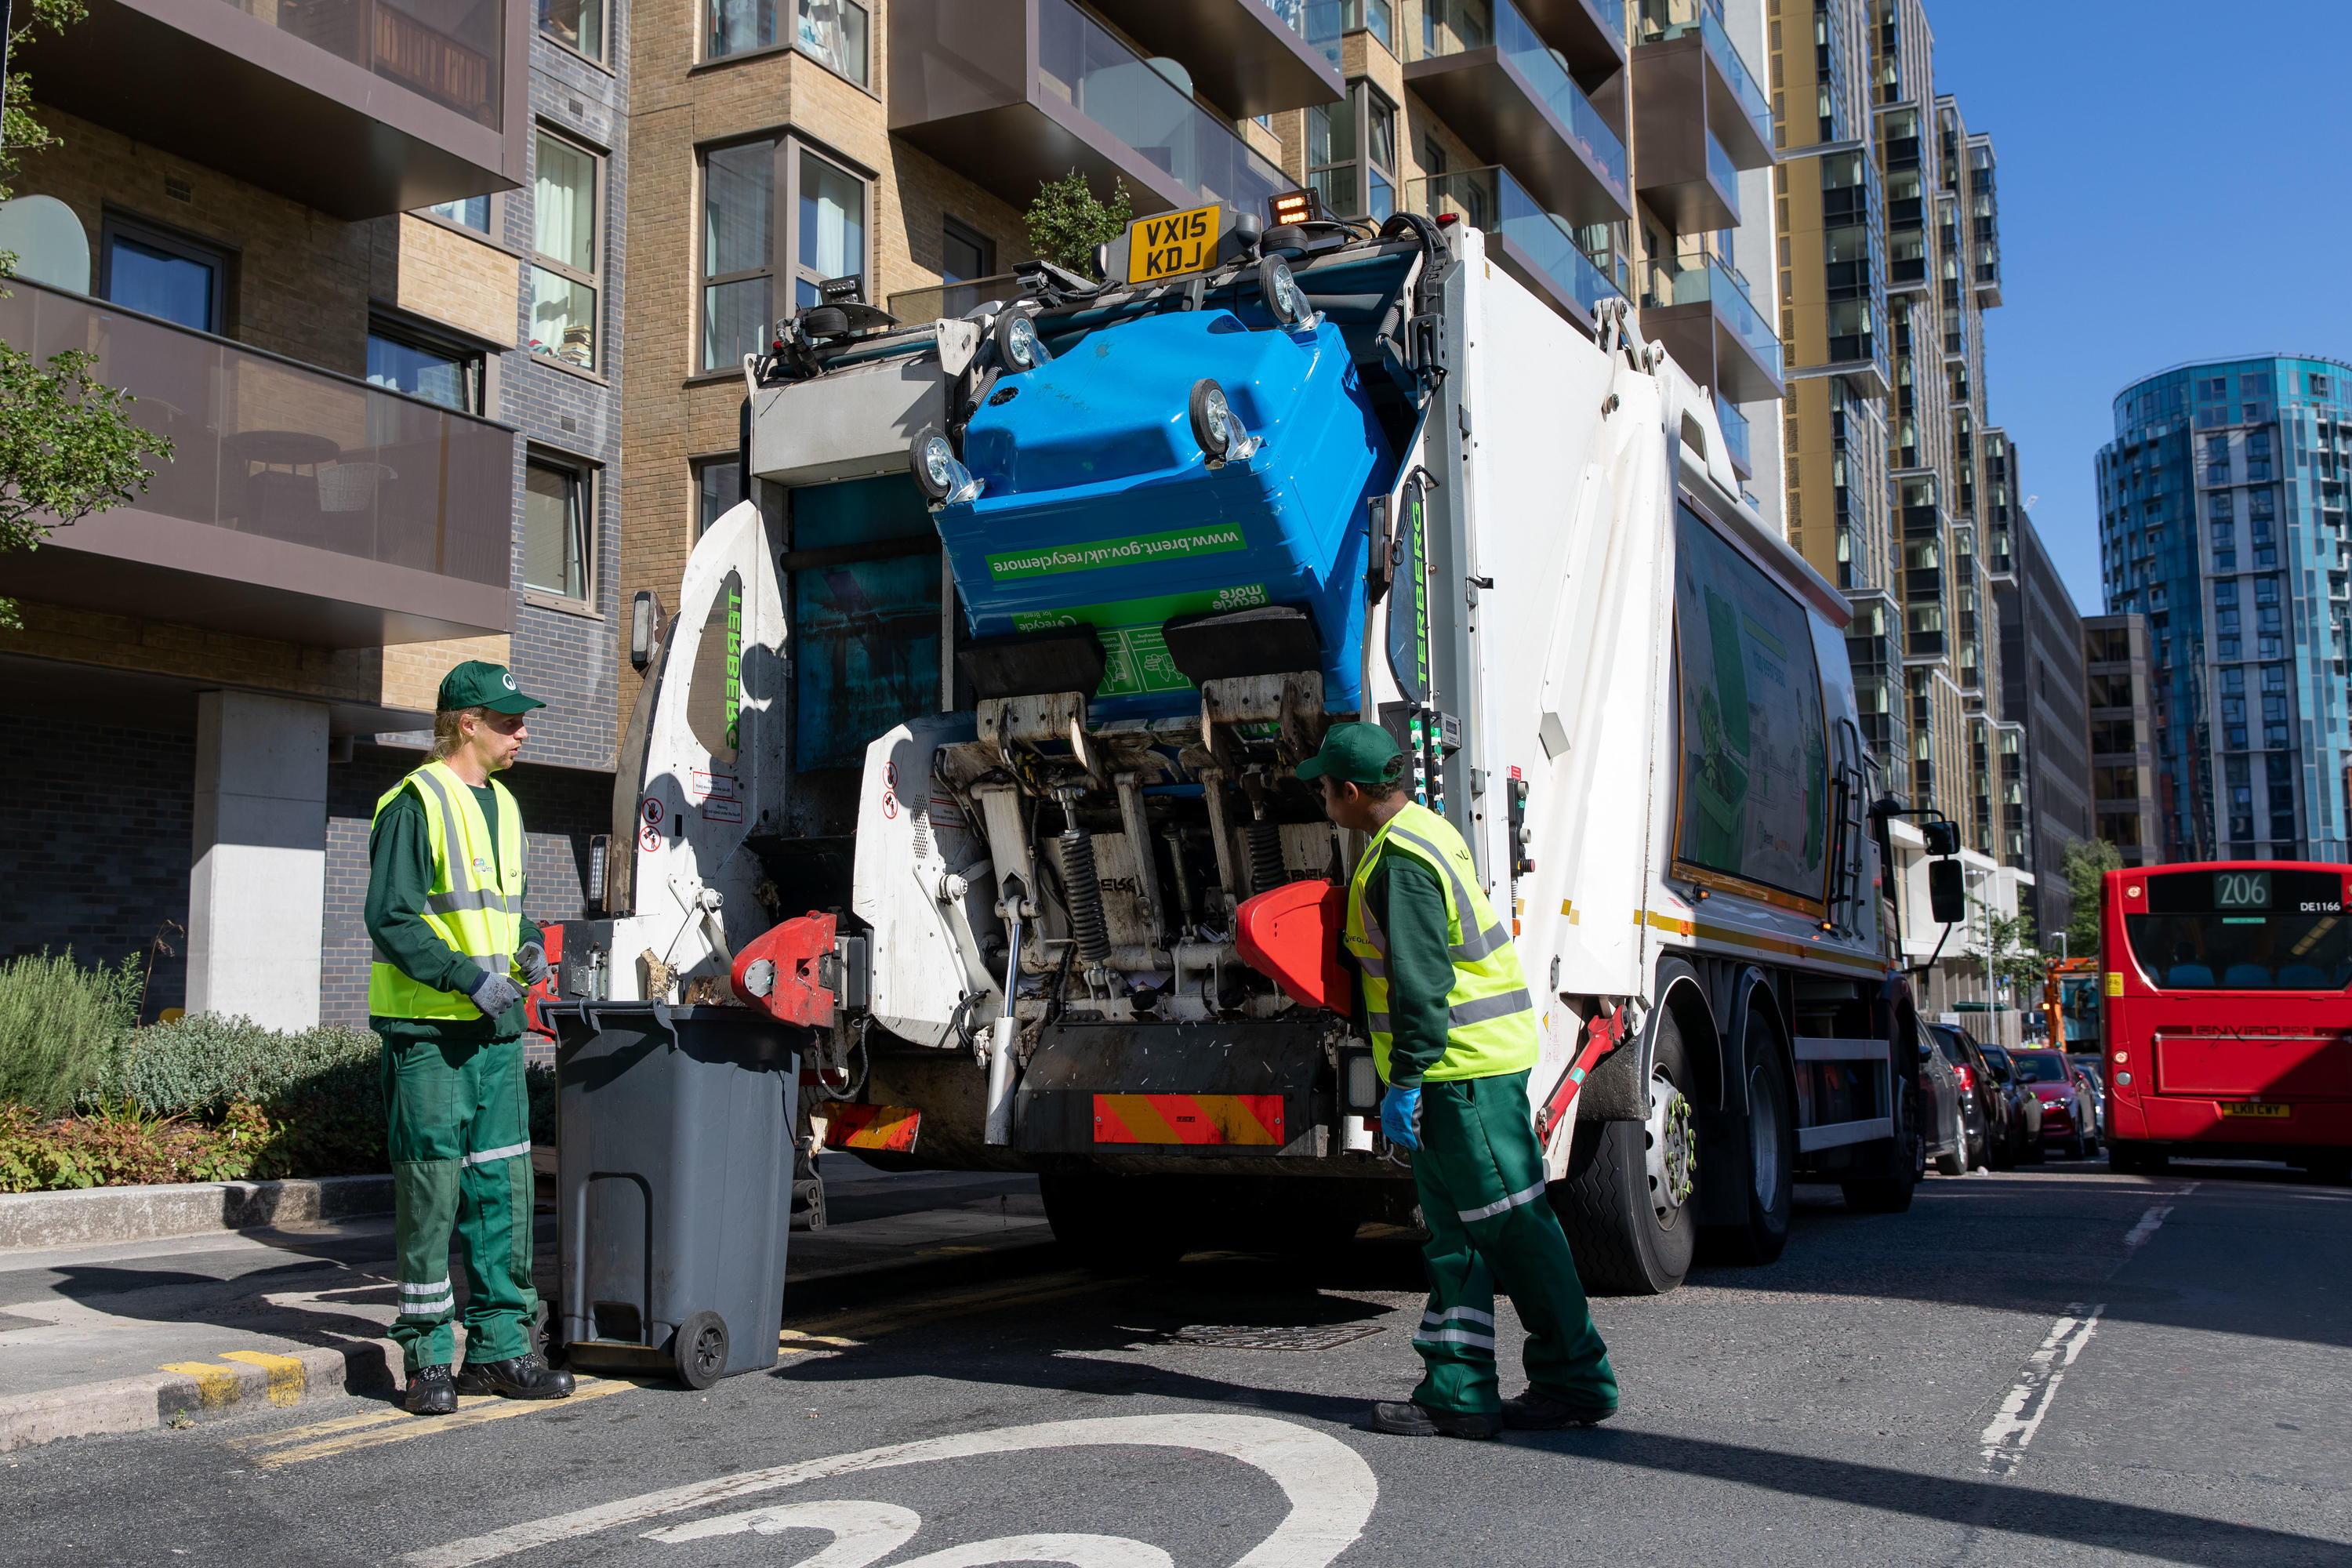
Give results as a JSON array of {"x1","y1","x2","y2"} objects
[
  {"x1": 466, "y1": 968, "x2": 526, "y2": 1021},
  {"x1": 1381, "y1": 1084, "x2": 1422, "y2": 1151},
  {"x1": 516, "y1": 942, "x2": 551, "y2": 987}
]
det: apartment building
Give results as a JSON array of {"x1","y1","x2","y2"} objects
[
  {"x1": 0, "y1": 0, "x2": 626, "y2": 1026},
  {"x1": 2082, "y1": 612, "x2": 2162, "y2": 866},
  {"x1": 1769, "y1": 0, "x2": 2016, "y2": 869},
  {"x1": 1995, "y1": 504, "x2": 2090, "y2": 938},
  {"x1": 614, "y1": 0, "x2": 1789, "y2": 782},
  {"x1": 2096, "y1": 356, "x2": 2352, "y2": 862}
]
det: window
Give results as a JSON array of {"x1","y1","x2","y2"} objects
[
  {"x1": 524, "y1": 455, "x2": 590, "y2": 600},
  {"x1": 539, "y1": 0, "x2": 604, "y2": 60},
  {"x1": 1306, "y1": 82, "x2": 1396, "y2": 221},
  {"x1": 531, "y1": 131, "x2": 601, "y2": 370},
  {"x1": 941, "y1": 217, "x2": 993, "y2": 285},
  {"x1": 1348, "y1": 0, "x2": 1395, "y2": 52},
  {"x1": 696, "y1": 458, "x2": 743, "y2": 537},
  {"x1": 698, "y1": 137, "x2": 869, "y2": 372},
  {"x1": 422, "y1": 195, "x2": 492, "y2": 233},
  {"x1": 707, "y1": 0, "x2": 868, "y2": 83},
  {"x1": 366, "y1": 317, "x2": 485, "y2": 413},
  {"x1": 98, "y1": 214, "x2": 227, "y2": 333}
]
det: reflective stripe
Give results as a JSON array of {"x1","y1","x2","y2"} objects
[
  {"x1": 399, "y1": 1279, "x2": 452, "y2": 1296},
  {"x1": 1421, "y1": 1306, "x2": 1495, "y2": 1327},
  {"x1": 427, "y1": 887, "x2": 514, "y2": 915},
  {"x1": 1356, "y1": 954, "x2": 1388, "y2": 980},
  {"x1": 1366, "y1": 1012, "x2": 1391, "y2": 1036},
  {"x1": 408, "y1": 762, "x2": 461, "y2": 825},
  {"x1": 398, "y1": 1294, "x2": 456, "y2": 1318},
  {"x1": 1457, "y1": 1179, "x2": 1548, "y2": 1223},
  {"x1": 460, "y1": 1141, "x2": 532, "y2": 1168},
  {"x1": 1383, "y1": 824, "x2": 1508, "y2": 960},
  {"x1": 1412, "y1": 1327, "x2": 1497, "y2": 1349},
  {"x1": 1449, "y1": 988, "x2": 1534, "y2": 1028}
]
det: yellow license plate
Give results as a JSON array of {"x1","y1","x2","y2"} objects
[
  {"x1": 2220, "y1": 1102, "x2": 2291, "y2": 1119},
  {"x1": 1126, "y1": 203, "x2": 1223, "y2": 285}
]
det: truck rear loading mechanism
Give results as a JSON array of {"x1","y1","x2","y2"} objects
[{"x1": 551, "y1": 205, "x2": 1947, "y2": 1294}]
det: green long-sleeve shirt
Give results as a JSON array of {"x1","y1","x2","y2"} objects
[
  {"x1": 365, "y1": 782, "x2": 540, "y2": 1047},
  {"x1": 1361, "y1": 854, "x2": 1457, "y2": 1090}
]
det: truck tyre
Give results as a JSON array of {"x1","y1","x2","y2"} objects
[
  {"x1": 1701, "y1": 1011, "x2": 1796, "y2": 1261},
  {"x1": 2060, "y1": 1132, "x2": 2085, "y2": 1160},
  {"x1": 1842, "y1": 1057, "x2": 1921, "y2": 1214},
  {"x1": 1552, "y1": 1010, "x2": 1697, "y2": 1295},
  {"x1": 1040, "y1": 1173, "x2": 1188, "y2": 1272}
]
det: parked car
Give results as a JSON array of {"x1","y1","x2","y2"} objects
[
  {"x1": 1931, "y1": 1023, "x2": 2017, "y2": 1170},
  {"x1": 1914, "y1": 1018, "x2": 1968, "y2": 1176},
  {"x1": 2013, "y1": 1048, "x2": 2099, "y2": 1160},
  {"x1": 1977, "y1": 1042, "x2": 2044, "y2": 1164},
  {"x1": 2067, "y1": 1052, "x2": 2108, "y2": 1137}
]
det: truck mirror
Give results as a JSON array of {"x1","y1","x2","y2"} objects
[
  {"x1": 1922, "y1": 818, "x2": 1961, "y2": 856},
  {"x1": 1929, "y1": 858, "x2": 1965, "y2": 924}
]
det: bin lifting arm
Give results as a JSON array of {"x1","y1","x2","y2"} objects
[{"x1": 731, "y1": 912, "x2": 838, "y2": 1027}]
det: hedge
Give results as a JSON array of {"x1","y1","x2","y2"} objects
[{"x1": 0, "y1": 949, "x2": 142, "y2": 1113}]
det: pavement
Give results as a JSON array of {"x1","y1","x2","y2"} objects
[{"x1": 0, "y1": 1152, "x2": 2347, "y2": 1566}]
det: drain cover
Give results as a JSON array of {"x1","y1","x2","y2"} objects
[{"x1": 1169, "y1": 1324, "x2": 1387, "y2": 1351}]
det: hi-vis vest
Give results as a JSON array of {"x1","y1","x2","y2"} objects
[
  {"x1": 366, "y1": 761, "x2": 526, "y2": 1021},
  {"x1": 1342, "y1": 800, "x2": 1540, "y2": 1085}
]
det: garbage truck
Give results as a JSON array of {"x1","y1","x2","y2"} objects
[{"x1": 547, "y1": 205, "x2": 1945, "y2": 1295}]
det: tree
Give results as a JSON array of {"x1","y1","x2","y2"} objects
[
  {"x1": 1983, "y1": 902, "x2": 2045, "y2": 996},
  {"x1": 0, "y1": 0, "x2": 173, "y2": 630},
  {"x1": 1024, "y1": 170, "x2": 1131, "y2": 279},
  {"x1": 2061, "y1": 837, "x2": 2123, "y2": 959}
]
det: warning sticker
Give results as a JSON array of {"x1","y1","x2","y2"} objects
[
  {"x1": 1012, "y1": 583, "x2": 1272, "y2": 697},
  {"x1": 700, "y1": 798, "x2": 743, "y2": 823},
  {"x1": 692, "y1": 770, "x2": 737, "y2": 801}
]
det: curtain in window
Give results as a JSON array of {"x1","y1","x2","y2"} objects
[
  {"x1": 535, "y1": 136, "x2": 596, "y2": 272},
  {"x1": 797, "y1": 151, "x2": 864, "y2": 305},
  {"x1": 524, "y1": 461, "x2": 586, "y2": 598}
]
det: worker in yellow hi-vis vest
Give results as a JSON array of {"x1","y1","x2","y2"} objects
[
  {"x1": 1301, "y1": 721, "x2": 1617, "y2": 1439},
  {"x1": 366, "y1": 662, "x2": 574, "y2": 1415}
]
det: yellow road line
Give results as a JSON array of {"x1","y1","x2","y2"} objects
[
  {"x1": 220, "y1": 1350, "x2": 307, "y2": 1406},
  {"x1": 158, "y1": 1361, "x2": 244, "y2": 1410},
  {"x1": 230, "y1": 1378, "x2": 632, "y2": 1468}
]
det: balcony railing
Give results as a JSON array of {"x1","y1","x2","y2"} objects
[
  {"x1": 0, "y1": 278, "x2": 510, "y2": 590},
  {"x1": 1409, "y1": 165, "x2": 1626, "y2": 325},
  {"x1": 1038, "y1": 0, "x2": 1289, "y2": 213},
  {"x1": 1705, "y1": 130, "x2": 1740, "y2": 221},
  {"x1": 1715, "y1": 393, "x2": 1751, "y2": 474},
  {"x1": 218, "y1": 0, "x2": 503, "y2": 128},
  {"x1": 1635, "y1": 0, "x2": 1771, "y2": 152},
  {"x1": 1410, "y1": 0, "x2": 1629, "y2": 199},
  {"x1": 1641, "y1": 253, "x2": 1782, "y2": 383}
]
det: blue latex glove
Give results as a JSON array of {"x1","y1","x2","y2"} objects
[{"x1": 1381, "y1": 1085, "x2": 1422, "y2": 1151}]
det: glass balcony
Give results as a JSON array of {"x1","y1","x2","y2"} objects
[
  {"x1": 1037, "y1": 0, "x2": 1290, "y2": 212},
  {"x1": 1087, "y1": 0, "x2": 1345, "y2": 116},
  {"x1": 1715, "y1": 393, "x2": 1751, "y2": 476},
  {"x1": 1634, "y1": 0, "x2": 1772, "y2": 165},
  {"x1": 891, "y1": 0, "x2": 1289, "y2": 220},
  {"x1": 1706, "y1": 132, "x2": 1740, "y2": 222},
  {"x1": 1408, "y1": 165, "x2": 1627, "y2": 328},
  {"x1": 1639, "y1": 252, "x2": 1782, "y2": 400},
  {"x1": 1403, "y1": 0, "x2": 1630, "y2": 227},
  {"x1": 208, "y1": 0, "x2": 505, "y2": 129},
  {"x1": 0, "y1": 278, "x2": 514, "y2": 644}
]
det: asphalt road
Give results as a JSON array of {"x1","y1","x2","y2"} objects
[{"x1": 2, "y1": 1155, "x2": 2347, "y2": 1567}]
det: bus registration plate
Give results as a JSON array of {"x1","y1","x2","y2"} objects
[{"x1": 2220, "y1": 1102, "x2": 2290, "y2": 1119}]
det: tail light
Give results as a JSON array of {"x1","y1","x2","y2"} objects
[{"x1": 1955, "y1": 1064, "x2": 1975, "y2": 1092}]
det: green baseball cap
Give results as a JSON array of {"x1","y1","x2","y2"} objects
[
  {"x1": 1294, "y1": 721, "x2": 1405, "y2": 786},
  {"x1": 437, "y1": 660, "x2": 546, "y2": 715}
]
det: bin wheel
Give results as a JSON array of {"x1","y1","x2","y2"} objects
[{"x1": 674, "y1": 1311, "x2": 729, "y2": 1390}]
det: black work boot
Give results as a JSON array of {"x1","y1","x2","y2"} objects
[
  {"x1": 1369, "y1": 1400, "x2": 1498, "y2": 1439},
  {"x1": 1501, "y1": 1390, "x2": 1617, "y2": 1430},
  {"x1": 456, "y1": 1352, "x2": 576, "y2": 1400},
  {"x1": 405, "y1": 1364, "x2": 457, "y2": 1416}
]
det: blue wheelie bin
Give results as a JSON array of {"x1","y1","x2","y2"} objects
[{"x1": 543, "y1": 1000, "x2": 800, "y2": 1388}]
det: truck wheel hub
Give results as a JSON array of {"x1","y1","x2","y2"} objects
[{"x1": 1645, "y1": 1072, "x2": 1696, "y2": 1221}]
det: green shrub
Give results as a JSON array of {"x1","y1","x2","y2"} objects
[
  {"x1": 0, "y1": 1100, "x2": 269, "y2": 1193},
  {"x1": 1025, "y1": 169, "x2": 1131, "y2": 278},
  {"x1": 0, "y1": 949, "x2": 141, "y2": 1113},
  {"x1": 100, "y1": 1014, "x2": 381, "y2": 1118}
]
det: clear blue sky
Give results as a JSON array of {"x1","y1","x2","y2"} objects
[{"x1": 1926, "y1": 2, "x2": 2352, "y2": 616}]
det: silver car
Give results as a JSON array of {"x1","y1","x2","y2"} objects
[{"x1": 1915, "y1": 1018, "x2": 1967, "y2": 1176}]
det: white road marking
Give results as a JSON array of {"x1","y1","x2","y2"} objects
[
  {"x1": 644, "y1": 1500, "x2": 919, "y2": 1563},
  {"x1": 405, "y1": 1413, "x2": 1377, "y2": 1568},
  {"x1": 893, "y1": 1536, "x2": 1174, "y2": 1568},
  {"x1": 2122, "y1": 1181, "x2": 2198, "y2": 1251},
  {"x1": 1978, "y1": 1304, "x2": 2103, "y2": 1475}
]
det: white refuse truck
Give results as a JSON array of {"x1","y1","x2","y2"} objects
[{"x1": 550, "y1": 206, "x2": 1955, "y2": 1295}]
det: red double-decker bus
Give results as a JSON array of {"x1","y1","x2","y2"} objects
[{"x1": 2102, "y1": 862, "x2": 2352, "y2": 1180}]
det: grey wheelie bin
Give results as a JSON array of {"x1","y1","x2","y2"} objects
[{"x1": 543, "y1": 1000, "x2": 801, "y2": 1388}]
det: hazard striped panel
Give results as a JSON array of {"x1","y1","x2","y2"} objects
[
  {"x1": 1091, "y1": 1094, "x2": 1285, "y2": 1146},
  {"x1": 822, "y1": 1103, "x2": 923, "y2": 1153}
]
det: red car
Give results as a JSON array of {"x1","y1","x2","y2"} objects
[{"x1": 2011, "y1": 1049, "x2": 2100, "y2": 1160}]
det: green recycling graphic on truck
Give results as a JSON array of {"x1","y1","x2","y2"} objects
[{"x1": 1014, "y1": 583, "x2": 1272, "y2": 696}]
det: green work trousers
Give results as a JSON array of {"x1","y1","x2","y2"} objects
[
  {"x1": 1409, "y1": 1069, "x2": 1617, "y2": 1415},
  {"x1": 381, "y1": 1036, "x2": 538, "y2": 1375}
]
